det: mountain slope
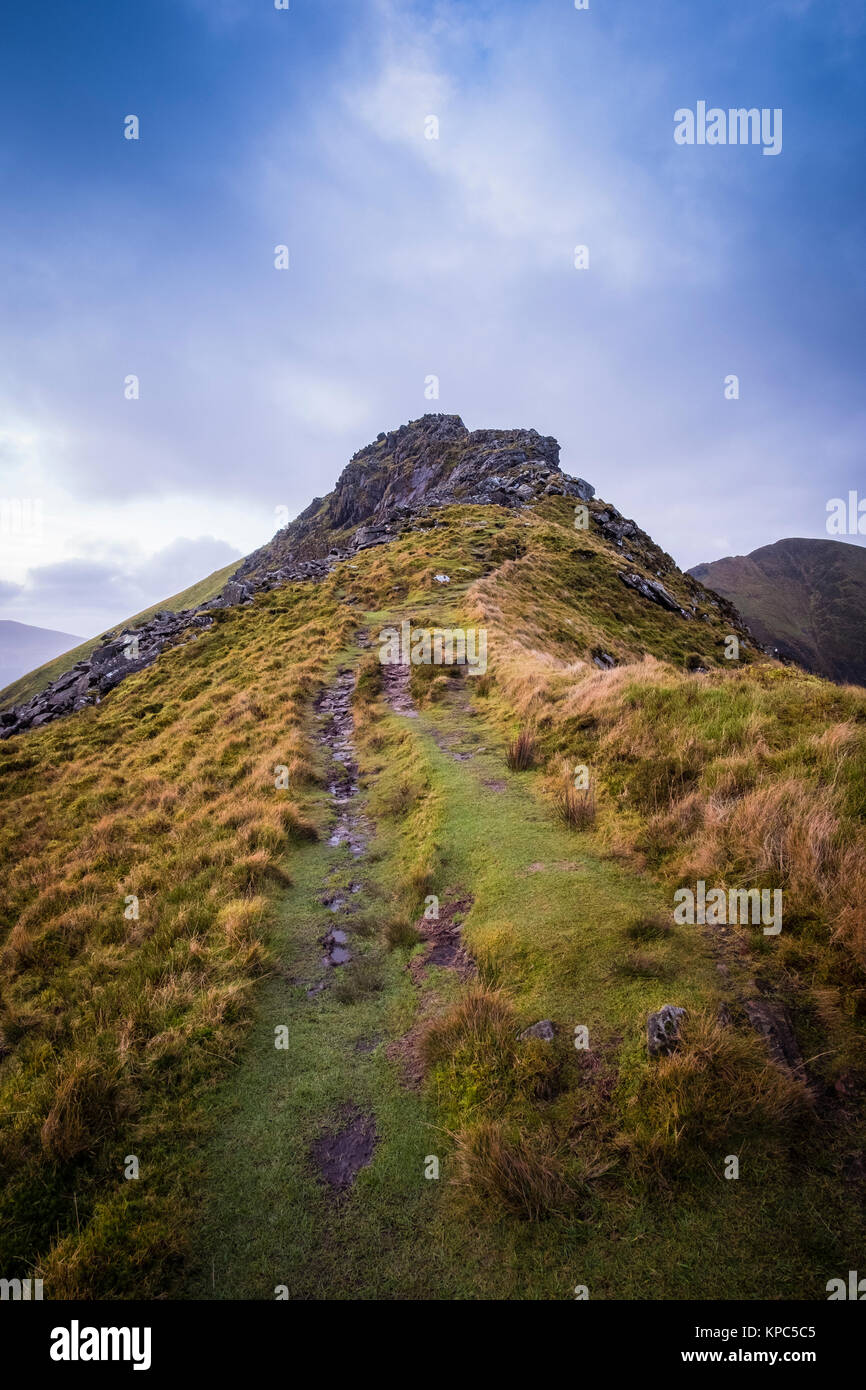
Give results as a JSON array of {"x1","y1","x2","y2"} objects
[
  {"x1": 690, "y1": 537, "x2": 866, "y2": 685},
  {"x1": 2, "y1": 418, "x2": 865, "y2": 1301},
  {"x1": 0, "y1": 620, "x2": 82, "y2": 690},
  {"x1": 0, "y1": 558, "x2": 242, "y2": 714}
]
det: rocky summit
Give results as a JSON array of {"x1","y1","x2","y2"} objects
[
  {"x1": 0, "y1": 415, "x2": 600, "y2": 739},
  {"x1": 3, "y1": 411, "x2": 866, "y2": 1307},
  {"x1": 0, "y1": 413, "x2": 753, "y2": 740},
  {"x1": 236, "y1": 413, "x2": 595, "y2": 579}
]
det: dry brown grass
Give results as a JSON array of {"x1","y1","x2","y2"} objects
[
  {"x1": 547, "y1": 760, "x2": 597, "y2": 829},
  {"x1": 0, "y1": 584, "x2": 356, "y2": 1289},
  {"x1": 40, "y1": 1055, "x2": 129, "y2": 1163},
  {"x1": 506, "y1": 728, "x2": 537, "y2": 771},
  {"x1": 471, "y1": 550, "x2": 866, "y2": 971},
  {"x1": 450, "y1": 1119, "x2": 578, "y2": 1220}
]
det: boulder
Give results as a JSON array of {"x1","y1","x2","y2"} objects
[
  {"x1": 520, "y1": 1019, "x2": 556, "y2": 1042},
  {"x1": 744, "y1": 1000, "x2": 804, "y2": 1076},
  {"x1": 218, "y1": 579, "x2": 252, "y2": 607},
  {"x1": 619, "y1": 571, "x2": 691, "y2": 618},
  {"x1": 647, "y1": 1004, "x2": 687, "y2": 1057}
]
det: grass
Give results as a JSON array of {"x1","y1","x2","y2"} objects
[
  {"x1": 2, "y1": 496, "x2": 866, "y2": 1299},
  {"x1": 506, "y1": 728, "x2": 537, "y2": 771},
  {"x1": 0, "y1": 580, "x2": 353, "y2": 1292},
  {"x1": 0, "y1": 558, "x2": 241, "y2": 711}
]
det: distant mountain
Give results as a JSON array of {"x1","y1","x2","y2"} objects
[
  {"x1": 689, "y1": 537, "x2": 866, "y2": 685},
  {"x1": 0, "y1": 620, "x2": 82, "y2": 689}
]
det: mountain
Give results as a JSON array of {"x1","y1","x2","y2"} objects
[
  {"x1": 689, "y1": 537, "x2": 866, "y2": 685},
  {"x1": 0, "y1": 620, "x2": 82, "y2": 690},
  {"x1": 2, "y1": 416, "x2": 866, "y2": 1302},
  {"x1": 0, "y1": 558, "x2": 241, "y2": 714},
  {"x1": 0, "y1": 416, "x2": 750, "y2": 739}
]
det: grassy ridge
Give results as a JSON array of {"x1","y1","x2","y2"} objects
[
  {"x1": 1, "y1": 500, "x2": 865, "y2": 1297},
  {"x1": 0, "y1": 583, "x2": 352, "y2": 1292},
  {"x1": 190, "y1": 616, "x2": 864, "y2": 1297},
  {"x1": 0, "y1": 559, "x2": 241, "y2": 711}
]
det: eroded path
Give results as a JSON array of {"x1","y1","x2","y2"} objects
[{"x1": 185, "y1": 637, "x2": 846, "y2": 1301}]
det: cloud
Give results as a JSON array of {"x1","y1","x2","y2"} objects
[
  {"x1": 0, "y1": 0, "x2": 863, "y2": 599},
  {"x1": 0, "y1": 537, "x2": 242, "y2": 637}
]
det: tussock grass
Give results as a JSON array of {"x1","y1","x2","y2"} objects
[
  {"x1": 383, "y1": 914, "x2": 421, "y2": 950},
  {"x1": 450, "y1": 1119, "x2": 579, "y2": 1220},
  {"x1": 506, "y1": 728, "x2": 537, "y2": 771},
  {"x1": 420, "y1": 984, "x2": 562, "y2": 1128},
  {"x1": 473, "y1": 540, "x2": 866, "y2": 975},
  {"x1": 551, "y1": 778, "x2": 597, "y2": 829},
  {"x1": 621, "y1": 1011, "x2": 811, "y2": 1163},
  {"x1": 626, "y1": 912, "x2": 673, "y2": 942},
  {"x1": 0, "y1": 584, "x2": 356, "y2": 1288}
]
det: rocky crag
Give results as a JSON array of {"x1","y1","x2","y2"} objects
[{"x1": 0, "y1": 414, "x2": 748, "y2": 739}]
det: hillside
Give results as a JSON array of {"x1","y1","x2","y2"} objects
[
  {"x1": 1, "y1": 417, "x2": 865, "y2": 1301},
  {"x1": 0, "y1": 559, "x2": 241, "y2": 712},
  {"x1": 0, "y1": 620, "x2": 82, "y2": 690},
  {"x1": 690, "y1": 537, "x2": 866, "y2": 686}
]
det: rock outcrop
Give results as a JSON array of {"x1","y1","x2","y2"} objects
[
  {"x1": 235, "y1": 413, "x2": 594, "y2": 582},
  {"x1": 0, "y1": 609, "x2": 215, "y2": 739},
  {"x1": 2, "y1": 411, "x2": 750, "y2": 741}
]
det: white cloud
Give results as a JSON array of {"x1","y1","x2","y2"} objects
[{"x1": 0, "y1": 536, "x2": 243, "y2": 637}]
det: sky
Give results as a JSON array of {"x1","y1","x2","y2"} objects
[{"x1": 0, "y1": 0, "x2": 864, "y2": 637}]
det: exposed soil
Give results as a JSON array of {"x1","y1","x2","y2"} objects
[
  {"x1": 388, "y1": 895, "x2": 476, "y2": 1089},
  {"x1": 386, "y1": 993, "x2": 443, "y2": 1091},
  {"x1": 411, "y1": 893, "x2": 475, "y2": 980},
  {"x1": 311, "y1": 1106, "x2": 378, "y2": 1192}
]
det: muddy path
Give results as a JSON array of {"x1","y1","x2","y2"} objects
[
  {"x1": 380, "y1": 658, "x2": 418, "y2": 716},
  {"x1": 303, "y1": 667, "x2": 373, "y2": 996}
]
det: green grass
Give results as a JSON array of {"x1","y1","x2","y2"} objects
[
  {"x1": 0, "y1": 558, "x2": 241, "y2": 710},
  {"x1": 3, "y1": 500, "x2": 866, "y2": 1299},
  {"x1": 186, "y1": 625, "x2": 866, "y2": 1299}
]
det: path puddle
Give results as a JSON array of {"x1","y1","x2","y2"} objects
[{"x1": 311, "y1": 1107, "x2": 378, "y2": 1193}]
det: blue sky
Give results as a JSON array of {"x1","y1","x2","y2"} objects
[{"x1": 1, "y1": 0, "x2": 864, "y2": 634}]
